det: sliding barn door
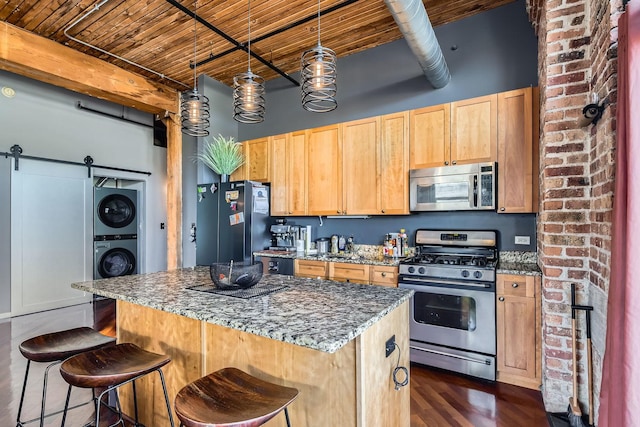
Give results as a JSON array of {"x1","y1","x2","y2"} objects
[{"x1": 11, "y1": 159, "x2": 93, "y2": 316}]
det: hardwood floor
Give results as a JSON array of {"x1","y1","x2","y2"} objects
[{"x1": 1, "y1": 303, "x2": 548, "y2": 426}]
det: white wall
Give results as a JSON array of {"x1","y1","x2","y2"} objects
[{"x1": 0, "y1": 70, "x2": 169, "y2": 316}]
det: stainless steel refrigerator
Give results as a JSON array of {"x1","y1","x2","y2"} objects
[{"x1": 195, "y1": 181, "x2": 273, "y2": 266}]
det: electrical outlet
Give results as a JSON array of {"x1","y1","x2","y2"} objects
[
  {"x1": 514, "y1": 235, "x2": 530, "y2": 245},
  {"x1": 385, "y1": 335, "x2": 396, "y2": 358}
]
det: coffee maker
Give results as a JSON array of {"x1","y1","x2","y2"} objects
[{"x1": 269, "y1": 220, "x2": 298, "y2": 251}]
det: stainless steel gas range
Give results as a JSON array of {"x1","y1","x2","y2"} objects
[{"x1": 398, "y1": 229, "x2": 498, "y2": 381}]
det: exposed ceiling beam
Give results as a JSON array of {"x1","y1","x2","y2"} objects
[{"x1": 0, "y1": 21, "x2": 178, "y2": 115}]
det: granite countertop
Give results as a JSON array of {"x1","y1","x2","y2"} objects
[
  {"x1": 72, "y1": 267, "x2": 413, "y2": 354},
  {"x1": 497, "y1": 251, "x2": 541, "y2": 276},
  {"x1": 254, "y1": 250, "x2": 403, "y2": 267}
]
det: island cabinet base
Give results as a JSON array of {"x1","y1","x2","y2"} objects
[{"x1": 116, "y1": 299, "x2": 410, "y2": 427}]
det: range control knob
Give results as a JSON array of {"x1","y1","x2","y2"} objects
[
  {"x1": 461, "y1": 270, "x2": 470, "y2": 278},
  {"x1": 407, "y1": 266, "x2": 415, "y2": 274},
  {"x1": 473, "y1": 271, "x2": 482, "y2": 279},
  {"x1": 418, "y1": 267, "x2": 426, "y2": 275}
]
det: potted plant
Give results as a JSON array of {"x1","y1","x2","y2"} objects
[{"x1": 195, "y1": 134, "x2": 244, "y2": 182}]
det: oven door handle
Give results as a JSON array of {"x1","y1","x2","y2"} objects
[
  {"x1": 410, "y1": 345, "x2": 492, "y2": 365},
  {"x1": 400, "y1": 276, "x2": 491, "y2": 288}
]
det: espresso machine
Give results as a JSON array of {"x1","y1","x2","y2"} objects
[{"x1": 269, "y1": 221, "x2": 298, "y2": 251}]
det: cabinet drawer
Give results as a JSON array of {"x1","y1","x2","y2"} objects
[
  {"x1": 497, "y1": 274, "x2": 535, "y2": 298},
  {"x1": 295, "y1": 260, "x2": 328, "y2": 279},
  {"x1": 370, "y1": 266, "x2": 398, "y2": 287},
  {"x1": 329, "y1": 262, "x2": 370, "y2": 283}
]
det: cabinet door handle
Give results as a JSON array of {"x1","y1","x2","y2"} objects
[
  {"x1": 288, "y1": 211, "x2": 292, "y2": 214},
  {"x1": 444, "y1": 161, "x2": 449, "y2": 165},
  {"x1": 499, "y1": 297, "x2": 505, "y2": 302},
  {"x1": 452, "y1": 160, "x2": 457, "y2": 165},
  {"x1": 337, "y1": 210, "x2": 341, "y2": 214},
  {"x1": 500, "y1": 207, "x2": 506, "y2": 212},
  {"x1": 381, "y1": 209, "x2": 385, "y2": 214},
  {"x1": 512, "y1": 283, "x2": 519, "y2": 288},
  {"x1": 381, "y1": 272, "x2": 387, "y2": 277}
]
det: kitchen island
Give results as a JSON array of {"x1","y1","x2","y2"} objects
[{"x1": 72, "y1": 267, "x2": 413, "y2": 427}]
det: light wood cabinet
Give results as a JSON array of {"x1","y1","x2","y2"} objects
[
  {"x1": 246, "y1": 137, "x2": 270, "y2": 182},
  {"x1": 380, "y1": 112, "x2": 409, "y2": 214},
  {"x1": 496, "y1": 273, "x2": 541, "y2": 389},
  {"x1": 497, "y1": 87, "x2": 539, "y2": 213},
  {"x1": 294, "y1": 259, "x2": 328, "y2": 279},
  {"x1": 342, "y1": 117, "x2": 380, "y2": 215},
  {"x1": 329, "y1": 262, "x2": 370, "y2": 284},
  {"x1": 450, "y1": 94, "x2": 497, "y2": 165},
  {"x1": 306, "y1": 125, "x2": 342, "y2": 215},
  {"x1": 410, "y1": 94, "x2": 497, "y2": 169},
  {"x1": 370, "y1": 265, "x2": 398, "y2": 287},
  {"x1": 410, "y1": 104, "x2": 450, "y2": 169},
  {"x1": 270, "y1": 131, "x2": 306, "y2": 216},
  {"x1": 229, "y1": 142, "x2": 246, "y2": 181}
]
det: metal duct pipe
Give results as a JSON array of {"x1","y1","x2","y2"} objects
[{"x1": 384, "y1": 0, "x2": 451, "y2": 88}]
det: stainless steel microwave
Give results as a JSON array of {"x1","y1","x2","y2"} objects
[{"x1": 409, "y1": 162, "x2": 496, "y2": 211}]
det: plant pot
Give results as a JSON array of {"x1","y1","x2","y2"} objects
[{"x1": 220, "y1": 174, "x2": 229, "y2": 183}]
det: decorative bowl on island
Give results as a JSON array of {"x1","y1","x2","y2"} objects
[{"x1": 209, "y1": 261, "x2": 263, "y2": 290}]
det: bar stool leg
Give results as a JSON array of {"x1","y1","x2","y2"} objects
[
  {"x1": 284, "y1": 407, "x2": 292, "y2": 427},
  {"x1": 157, "y1": 369, "x2": 175, "y2": 427},
  {"x1": 15, "y1": 360, "x2": 31, "y2": 427},
  {"x1": 40, "y1": 360, "x2": 63, "y2": 427},
  {"x1": 59, "y1": 384, "x2": 73, "y2": 427},
  {"x1": 132, "y1": 379, "x2": 140, "y2": 426}
]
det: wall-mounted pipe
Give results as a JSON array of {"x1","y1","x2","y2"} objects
[{"x1": 384, "y1": 0, "x2": 451, "y2": 88}]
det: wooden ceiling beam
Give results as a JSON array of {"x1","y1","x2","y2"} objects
[{"x1": 0, "y1": 21, "x2": 178, "y2": 114}]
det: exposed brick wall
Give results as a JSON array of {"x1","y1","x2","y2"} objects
[{"x1": 528, "y1": 0, "x2": 621, "y2": 421}]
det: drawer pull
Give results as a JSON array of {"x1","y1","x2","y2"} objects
[
  {"x1": 499, "y1": 297, "x2": 505, "y2": 302},
  {"x1": 381, "y1": 272, "x2": 387, "y2": 277},
  {"x1": 512, "y1": 283, "x2": 519, "y2": 288}
]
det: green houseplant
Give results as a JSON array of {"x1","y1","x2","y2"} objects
[{"x1": 195, "y1": 134, "x2": 244, "y2": 182}]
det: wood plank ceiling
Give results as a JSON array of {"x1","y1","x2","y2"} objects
[{"x1": 1, "y1": 0, "x2": 516, "y2": 91}]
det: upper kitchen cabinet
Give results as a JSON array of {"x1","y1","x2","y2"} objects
[
  {"x1": 380, "y1": 112, "x2": 410, "y2": 214},
  {"x1": 270, "y1": 131, "x2": 306, "y2": 216},
  {"x1": 450, "y1": 94, "x2": 497, "y2": 165},
  {"x1": 410, "y1": 104, "x2": 450, "y2": 169},
  {"x1": 230, "y1": 142, "x2": 246, "y2": 181},
  {"x1": 410, "y1": 94, "x2": 497, "y2": 169},
  {"x1": 306, "y1": 124, "x2": 342, "y2": 215},
  {"x1": 342, "y1": 117, "x2": 380, "y2": 215},
  {"x1": 497, "y1": 87, "x2": 539, "y2": 213},
  {"x1": 246, "y1": 137, "x2": 270, "y2": 182}
]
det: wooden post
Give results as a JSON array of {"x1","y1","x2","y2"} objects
[{"x1": 165, "y1": 111, "x2": 183, "y2": 269}]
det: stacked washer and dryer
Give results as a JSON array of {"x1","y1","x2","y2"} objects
[
  {"x1": 93, "y1": 186, "x2": 139, "y2": 337},
  {"x1": 93, "y1": 187, "x2": 139, "y2": 279}
]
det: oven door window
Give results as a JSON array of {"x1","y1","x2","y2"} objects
[{"x1": 414, "y1": 292, "x2": 477, "y2": 331}]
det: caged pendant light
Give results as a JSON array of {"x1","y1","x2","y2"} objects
[
  {"x1": 233, "y1": 0, "x2": 266, "y2": 123},
  {"x1": 181, "y1": 0, "x2": 210, "y2": 137},
  {"x1": 301, "y1": 0, "x2": 337, "y2": 112}
]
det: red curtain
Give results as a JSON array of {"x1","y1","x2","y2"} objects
[{"x1": 598, "y1": 2, "x2": 640, "y2": 426}]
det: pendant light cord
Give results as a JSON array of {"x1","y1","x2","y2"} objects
[
  {"x1": 317, "y1": 0, "x2": 321, "y2": 46},
  {"x1": 192, "y1": 0, "x2": 198, "y2": 90},
  {"x1": 247, "y1": 0, "x2": 252, "y2": 72}
]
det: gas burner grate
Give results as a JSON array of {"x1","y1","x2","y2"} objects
[{"x1": 187, "y1": 283, "x2": 288, "y2": 299}]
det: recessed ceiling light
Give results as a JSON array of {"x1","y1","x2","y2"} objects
[{"x1": 2, "y1": 87, "x2": 16, "y2": 98}]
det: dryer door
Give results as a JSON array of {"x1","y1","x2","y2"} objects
[
  {"x1": 98, "y1": 247, "x2": 136, "y2": 278},
  {"x1": 97, "y1": 194, "x2": 136, "y2": 229}
]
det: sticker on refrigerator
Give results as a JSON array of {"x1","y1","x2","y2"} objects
[
  {"x1": 229, "y1": 212, "x2": 244, "y2": 226},
  {"x1": 225, "y1": 190, "x2": 239, "y2": 203},
  {"x1": 253, "y1": 188, "x2": 269, "y2": 215}
]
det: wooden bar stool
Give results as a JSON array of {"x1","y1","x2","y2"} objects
[
  {"x1": 174, "y1": 367, "x2": 299, "y2": 427},
  {"x1": 59, "y1": 342, "x2": 175, "y2": 427},
  {"x1": 16, "y1": 326, "x2": 116, "y2": 427}
]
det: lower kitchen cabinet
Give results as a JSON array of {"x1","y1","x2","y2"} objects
[
  {"x1": 294, "y1": 259, "x2": 328, "y2": 279},
  {"x1": 496, "y1": 273, "x2": 541, "y2": 389},
  {"x1": 329, "y1": 262, "x2": 370, "y2": 284},
  {"x1": 370, "y1": 265, "x2": 398, "y2": 287}
]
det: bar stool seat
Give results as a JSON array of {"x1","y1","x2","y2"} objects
[
  {"x1": 174, "y1": 367, "x2": 299, "y2": 427},
  {"x1": 60, "y1": 342, "x2": 175, "y2": 427},
  {"x1": 16, "y1": 327, "x2": 115, "y2": 427}
]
